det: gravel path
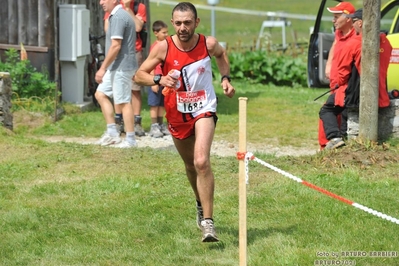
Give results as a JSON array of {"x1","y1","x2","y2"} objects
[{"x1": 41, "y1": 135, "x2": 318, "y2": 157}]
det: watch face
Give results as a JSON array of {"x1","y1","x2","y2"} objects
[{"x1": 154, "y1": 75, "x2": 161, "y2": 84}]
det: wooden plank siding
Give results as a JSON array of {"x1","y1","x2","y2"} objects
[
  {"x1": 1, "y1": 0, "x2": 105, "y2": 49},
  {"x1": 0, "y1": 0, "x2": 106, "y2": 81},
  {"x1": 0, "y1": 0, "x2": 149, "y2": 92}
]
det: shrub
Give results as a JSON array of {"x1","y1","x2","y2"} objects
[
  {"x1": 0, "y1": 48, "x2": 59, "y2": 115},
  {"x1": 0, "y1": 48, "x2": 56, "y2": 99},
  {"x1": 212, "y1": 50, "x2": 307, "y2": 87}
]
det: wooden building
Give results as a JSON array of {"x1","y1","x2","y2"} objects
[{"x1": 0, "y1": 0, "x2": 150, "y2": 101}]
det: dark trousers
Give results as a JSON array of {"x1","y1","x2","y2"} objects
[{"x1": 319, "y1": 93, "x2": 347, "y2": 140}]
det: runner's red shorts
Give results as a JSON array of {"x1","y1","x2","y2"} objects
[{"x1": 167, "y1": 112, "x2": 218, "y2": 140}]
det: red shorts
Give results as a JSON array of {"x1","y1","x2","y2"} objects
[{"x1": 167, "y1": 112, "x2": 218, "y2": 140}]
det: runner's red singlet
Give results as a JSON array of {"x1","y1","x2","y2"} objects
[{"x1": 162, "y1": 34, "x2": 218, "y2": 139}]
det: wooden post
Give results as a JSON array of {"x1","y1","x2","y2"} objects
[
  {"x1": 238, "y1": 97, "x2": 248, "y2": 266},
  {"x1": 359, "y1": 0, "x2": 381, "y2": 141},
  {"x1": 53, "y1": 0, "x2": 59, "y2": 122},
  {"x1": 0, "y1": 72, "x2": 13, "y2": 130}
]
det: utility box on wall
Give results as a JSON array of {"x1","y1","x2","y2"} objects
[{"x1": 59, "y1": 4, "x2": 90, "y2": 104}]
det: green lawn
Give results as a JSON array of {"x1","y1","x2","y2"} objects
[
  {"x1": 1, "y1": 82, "x2": 399, "y2": 265},
  {"x1": 149, "y1": 0, "x2": 392, "y2": 49}
]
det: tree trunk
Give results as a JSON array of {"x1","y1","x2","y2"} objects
[{"x1": 359, "y1": 0, "x2": 381, "y2": 141}]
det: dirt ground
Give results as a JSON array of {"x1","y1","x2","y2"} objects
[
  {"x1": 10, "y1": 110, "x2": 318, "y2": 157},
  {"x1": 10, "y1": 110, "x2": 399, "y2": 163}
]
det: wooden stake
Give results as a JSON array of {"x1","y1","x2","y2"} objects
[{"x1": 238, "y1": 97, "x2": 248, "y2": 266}]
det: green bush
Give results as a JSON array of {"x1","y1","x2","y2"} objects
[
  {"x1": 0, "y1": 48, "x2": 56, "y2": 99},
  {"x1": 213, "y1": 50, "x2": 307, "y2": 87}
]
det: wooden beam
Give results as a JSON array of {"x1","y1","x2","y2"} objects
[
  {"x1": 28, "y1": 0, "x2": 39, "y2": 46},
  {"x1": 0, "y1": 1, "x2": 8, "y2": 43},
  {"x1": 18, "y1": 0, "x2": 28, "y2": 44},
  {"x1": 0, "y1": 44, "x2": 48, "y2": 53},
  {"x1": 8, "y1": 0, "x2": 18, "y2": 44}
]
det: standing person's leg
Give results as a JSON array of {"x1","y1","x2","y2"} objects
[
  {"x1": 340, "y1": 108, "x2": 348, "y2": 139},
  {"x1": 112, "y1": 70, "x2": 136, "y2": 148},
  {"x1": 157, "y1": 87, "x2": 170, "y2": 135},
  {"x1": 319, "y1": 93, "x2": 345, "y2": 149},
  {"x1": 120, "y1": 102, "x2": 135, "y2": 138},
  {"x1": 132, "y1": 51, "x2": 145, "y2": 136},
  {"x1": 148, "y1": 87, "x2": 163, "y2": 138},
  {"x1": 318, "y1": 119, "x2": 329, "y2": 150},
  {"x1": 158, "y1": 106, "x2": 170, "y2": 135},
  {"x1": 114, "y1": 103, "x2": 124, "y2": 134},
  {"x1": 95, "y1": 70, "x2": 121, "y2": 146}
]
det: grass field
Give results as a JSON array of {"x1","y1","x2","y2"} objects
[
  {"x1": 1, "y1": 82, "x2": 399, "y2": 265},
  {"x1": 149, "y1": 0, "x2": 392, "y2": 49}
]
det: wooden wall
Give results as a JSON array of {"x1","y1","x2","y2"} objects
[
  {"x1": 0, "y1": 0, "x2": 106, "y2": 47},
  {"x1": 0, "y1": 0, "x2": 149, "y2": 92}
]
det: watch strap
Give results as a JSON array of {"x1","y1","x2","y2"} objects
[
  {"x1": 221, "y1": 75, "x2": 231, "y2": 82},
  {"x1": 154, "y1": 74, "x2": 162, "y2": 85}
]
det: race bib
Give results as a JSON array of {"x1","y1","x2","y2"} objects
[{"x1": 176, "y1": 90, "x2": 208, "y2": 113}]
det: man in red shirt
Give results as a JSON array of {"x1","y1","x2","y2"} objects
[
  {"x1": 347, "y1": 8, "x2": 392, "y2": 108},
  {"x1": 104, "y1": 0, "x2": 147, "y2": 136},
  {"x1": 346, "y1": 9, "x2": 392, "y2": 108},
  {"x1": 319, "y1": 8, "x2": 392, "y2": 150},
  {"x1": 318, "y1": 1, "x2": 356, "y2": 150}
]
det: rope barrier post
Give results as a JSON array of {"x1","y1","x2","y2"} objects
[{"x1": 238, "y1": 97, "x2": 248, "y2": 266}]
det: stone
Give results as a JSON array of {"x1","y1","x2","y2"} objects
[{"x1": 347, "y1": 99, "x2": 399, "y2": 140}]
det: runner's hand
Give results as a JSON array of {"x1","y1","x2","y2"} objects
[{"x1": 221, "y1": 80, "x2": 235, "y2": 98}]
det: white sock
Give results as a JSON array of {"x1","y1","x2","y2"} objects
[
  {"x1": 106, "y1": 124, "x2": 119, "y2": 137},
  {"x1": 125, "y1": 132, "x2": 136, "y2": 144}
]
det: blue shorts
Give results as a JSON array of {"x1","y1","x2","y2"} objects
[
  {"x1": 148, "y1": 86, "x2": 165, "y2": 107},
  {"x1": 97, "y1": 70, "x2": 134, "y2": 104}
]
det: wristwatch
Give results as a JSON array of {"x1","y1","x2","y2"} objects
[
  {"x1": 153, "y1": 74, "x2": 162, "y2": 85},
  {"x1": 221, "y1": 75, "x2": 231, "y2": 82}
]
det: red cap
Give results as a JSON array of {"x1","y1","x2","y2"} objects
[{"x1": 327, "y1": 2, "x2": 356, "y2": 15}]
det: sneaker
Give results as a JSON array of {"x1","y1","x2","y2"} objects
[
  {"x1": 201, "y1": 219, "x2": 219, "y2": 242},
  {"x1": 196, "y1": 205, "x2": 204, "y2": 229},
  {"x1": 110, "y1": 139, "x2": 137, "y2": 148},
  {"x1": 149, "y1": 123, "x2": 163, "y2": 138},
  {"x1": 160, "y1": 123, "x2": 170, "y2": 136},
  {"x1": 325, "y1": 137, "x2": 345, "y2": 150},
  {"x1": 134, "y1": 116, "x2": 146, "y2": 136},
  {"x1": 95, "y1": 132, "x2": 121, "y2": 146},
  {"x1": 115, "y1": 116, "x2": 125, "y2": 135},
  {"x1": 134, "y1": 123, "x2": 146, "y2": 136}
]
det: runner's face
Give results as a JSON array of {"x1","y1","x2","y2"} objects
[{"x1": 171, "y1": 11, "x2": 199, "y2": 43}]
